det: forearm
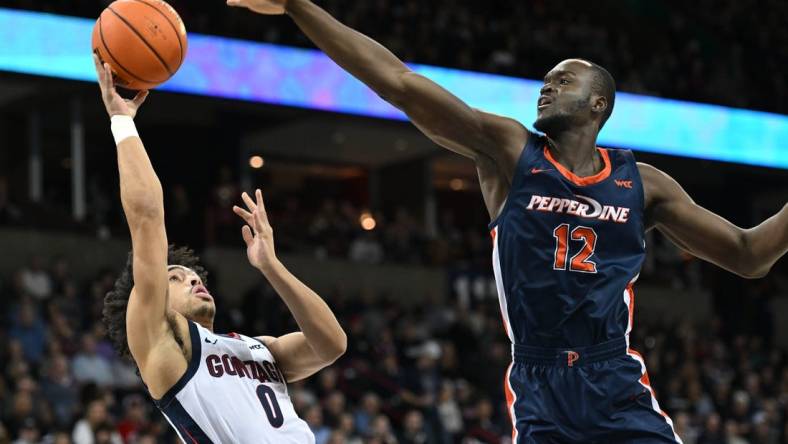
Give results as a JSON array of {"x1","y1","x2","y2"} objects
[
  {"x1": 260, "y1": 259, "x2": 346, "y2": 360},
  {"x1": 743, "y1": 203, "x2": 788, "y2": 277},
  {"x1": 286, "y1": 0, "x2": 409, "y2": 100},
  {"x1": 113, "y1": 119, "x2": 164, "y2": 220}
]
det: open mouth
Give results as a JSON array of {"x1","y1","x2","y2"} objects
[{"x1": 537, "y1": 96, "x2": 553, "y2": 110}]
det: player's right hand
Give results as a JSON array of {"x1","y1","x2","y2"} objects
[
  {"x1": 93, "y1": 54, "x2": 148, "y2": 119},
  {"x1": 232, "y1": 189, "x2": 279, "y2": 273},
  {"x1": 225, "y1": 0, "x2": 288, "y2": 15}
]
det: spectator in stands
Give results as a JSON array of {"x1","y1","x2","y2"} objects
[
  {"x1": 9, "y1": 303, "x2": 47, "y2": 365},
  {"x1": 48, "y1": 306, "x2": 78, "y2": 357},
  {"x1": 322, "y1": 391, "x2": 346, "y2": 429},
  {"x1": 115, "y1": 394, "x2": 148, "y2": 443},
  {"x1": 5, "y1": 391, "x2": 35, "y2": 440},
  {"x1": 19, "y1": 257, "x2": 52, "y2": 301},
  {"x1": 71, "y1": 399, "x2": 121, "y2": 444},
  {"x1": 39, "y1": 355, "x2": 78, "y2": 428},
  {"x1": 436, "y1": 381, "x2": 463, "y2": 440},
  {"x1": 399, "y1": 409, "x2": 433, "y2": 444},
  {"x1": 304, "y1": 404, "x2": 330, "y2": 444},
  {"x1": 71, "y1": 334, "x2": 113, "y2": 388},
  {"x1": 48, "y1": 257, "x2": 68, "y2": 296},
  {"x1": 367, "y1": 415, "x2": 397, "y2": 444},
  {"x1": 353, "y1": 392, "x2": 381, "y2": 436},
  {"x1": 11, "y1": 417, "x2": 40, "y2": 444},
  {"x1": 53, "y1": 282, "x2": 84, "y2": 335},
  {"x1": 673, "y1": 412, "x2": 697, "y2": 444},
  {"x1": 335, "y1": 413, "x2": 361, "y2": 444}
]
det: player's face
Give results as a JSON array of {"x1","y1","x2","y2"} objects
[
  {"x1": 167, "y1": 265, "x2": 216, "y2": 322},
  {"x1": 533, "y1": 59, "x2": 596, "y2": 135}
]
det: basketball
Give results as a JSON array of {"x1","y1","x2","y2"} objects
[{"x1": 91, "y1": 0, "x2": 187, "y2": 91}]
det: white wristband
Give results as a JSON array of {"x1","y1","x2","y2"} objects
[{"x1": 110, "y1": 115, "x2": 139, "y2": 145}]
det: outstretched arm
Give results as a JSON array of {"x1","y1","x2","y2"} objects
[
  {"x1": 640, "y1": 163, "x2": 788, "y2": 279},
  {"x1": 233, "y1": 190, "x2": 347, "y2": 382},
  {"x1": 227, "y1": 0, "x2": 527, "y2": 167},
  {"x1": 94, "y1": 55, "x2": 172, "y2": 373}
]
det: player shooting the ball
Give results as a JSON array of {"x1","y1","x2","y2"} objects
[{"x1": 94, "y1": 54, "x2": 345, "y2": 444}]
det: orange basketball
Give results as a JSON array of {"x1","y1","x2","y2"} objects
[{"x1": 92, "y1": 0, "x2": 188, "y2": 91}]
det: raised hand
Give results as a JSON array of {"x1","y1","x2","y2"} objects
[
  {"x1": 232, "y1": 189, "x2": 279, "y2": 272},
  {"x1": 225, "y1": 0, "x2": 288, "y2": 15},
  {"x1": 93, "y1": 53, "x2": 148, "y2": 119}
]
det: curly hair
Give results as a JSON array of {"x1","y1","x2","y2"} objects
[{"x1": 103, "y1": 245, "x2": 208, "y2": 361}]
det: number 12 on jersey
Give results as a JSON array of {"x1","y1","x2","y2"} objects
[{"x1": 552, "y1": 224, "x2": 598, "y2": 273}]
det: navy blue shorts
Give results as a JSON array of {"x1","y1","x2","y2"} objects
[{"x1": 504, "y1": 337, "x2": 682, "y2": 443}]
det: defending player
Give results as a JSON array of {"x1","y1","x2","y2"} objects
[
  {"x1": 94, "y1": 55, "x2": 346, "y2": 443},
  {"x1": 225, "y1": 1, "x2": 788, "y2": 442}
]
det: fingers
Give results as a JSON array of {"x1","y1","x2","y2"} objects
[
  {"x1": 253, "y1": 207, "x2": 265, "y2": 234},
  {"x1": 92, "y1": 53, "x2": 105, "y2": 83},
  {"x1": 233, "y1": 205, "x2": 254, "y2": 226},
  {"x1": 255, "y1": 188, "x2": 262, "y2": 207},
  {"x1": 241, "y1": 191, "x2": 257, "y2": 212},
  {"x1": 240, "y1": 190, "x2": 269, "y2": 235},
  {"x1": 241, "y1": 225, "x2": 254, "y2": 246},
  {"x1": 103, "y1": 63, "x2": 115, "y2": 90},
  {"x1": 132, "y1": 90, "x2": 149, "y2": 107},
  {"x1": 93, "y1": 54, "x2": 110, "y2": 99},
  {"x1": 256, "y1": 188, "x2": 268, "y2": 224}
]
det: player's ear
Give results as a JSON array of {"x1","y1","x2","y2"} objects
[{"x1": 592, "y1": 95, "x2": 607, "y2": 115}]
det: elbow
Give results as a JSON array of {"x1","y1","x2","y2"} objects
[
  {"x1": 123, "y1": 198, "x2": 164, "y2": 223},
  {"x1": 736, "y1": 264, "x2": 770, "y2": 280},
  {"x1": 322, "y1": 331, "x2": 348, "y2": 363},
  {"x1": 375, "y1": 71, "x2": 412, "y2": 110},
  {"x1": 735, "y1": 231, "x2": 770, "y2": 279},
  {"x1": 122, "y1": 188, "x2": 164, "y2": 222}
]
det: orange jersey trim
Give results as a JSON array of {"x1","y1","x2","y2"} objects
[
  {"x1": 543, "y1": 146, "x2": 612, "y2": 186},
  {"x1": 504, "y1": 364, "x2": 516, "y2": 442}
]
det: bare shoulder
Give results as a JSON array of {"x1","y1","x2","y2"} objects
[
  {"x1": 636, "y1": 161, "x2": 666, "y2": 182},
  {"x1": 255, "y1": 335, "x2": 280, "y2": 358},
  {"x1": 257, "y1": 335, "x2": 277, "y2": 347},
  {"x1": 636, "y1": 162, "x2": 675, "y2": 207}
]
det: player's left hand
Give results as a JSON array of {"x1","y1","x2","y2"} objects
[
  {"x1": 93, "y1": 53, "x2": 148, "y2": 119},
  {"x1": 233, "y1": 189, "x2": 279, "y2": 272}
]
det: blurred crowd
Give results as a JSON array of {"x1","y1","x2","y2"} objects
[
  {"x1": 5, "y1": 0, "x2": 788, "y2": 114},
  {"x1": 0, "y1": 252, "x2": 786, "y2": 444},
  {"x1": 0, "y1": 167, "x2": 715, "y2": 282}
]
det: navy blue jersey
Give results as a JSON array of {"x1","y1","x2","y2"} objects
[{"x1": 490, "y1": 132, "x2": 645, "y2": 348}]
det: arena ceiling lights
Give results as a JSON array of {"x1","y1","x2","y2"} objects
[{"x1": 1, "y1": 8, "x2": 787, "y2": 169}]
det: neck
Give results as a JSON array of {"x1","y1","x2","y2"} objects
[
  {"x1": 546, "y1": 123, "x2": 602, "y2": 177},
  {"x1": 194, "y1": 318, "x2": 214, "y2": 332}
]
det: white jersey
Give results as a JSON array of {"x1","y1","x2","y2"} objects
[{"x1": 153, "y1": 321, "x2": 314, "y2": 444}]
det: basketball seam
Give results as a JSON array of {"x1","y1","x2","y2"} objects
[
  {"x1": 130, "y1": 0, "x2": 184, "y2": 66},
  {"x1": 98, "y1": 15, "x2": 159, "y2": 85},
  {"x1": 107, "y1": 5, "x2": 174, "y2": 77}
]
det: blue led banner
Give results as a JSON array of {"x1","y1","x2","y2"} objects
[{"x1": 1, "y1": 8, "x2": 787, "y2": 169}]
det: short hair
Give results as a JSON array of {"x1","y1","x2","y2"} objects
[
  {"x1": 582, "y1": 60, "x2": 616, "y2": 130},
  {"x1": 103, "y1": 245, "x2": 208, "y2": 362}
]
